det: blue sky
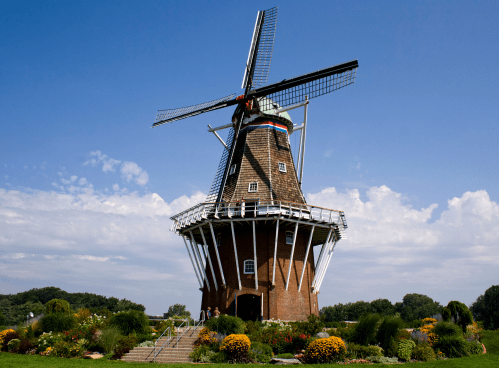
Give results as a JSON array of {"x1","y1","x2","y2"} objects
[{"x1": 1, "y1": 0, "x2": 498, "y2": 316}]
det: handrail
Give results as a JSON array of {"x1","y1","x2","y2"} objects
[
  {"x1": 175, "y1": 319, "x2": 189, "y2": 348},
  {"x1": 153, "y1": 326, "x2": 171, "y2": 362}
]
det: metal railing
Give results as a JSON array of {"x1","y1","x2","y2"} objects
[
  {"x1": 153, "y1": 318, "x2": 191, "y2": 362},
  {"x1": 170, "y1": 200, "x2": 346, "y2": 232}
]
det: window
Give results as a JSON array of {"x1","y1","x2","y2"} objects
[
  {"x1": 278, "y1": 162, "x2": 287, "y2": 173},
  {"x1": 286, "y1": 231, "x2": 294, "y2": 245},
  {"x1": 244, "y1": 259, "x2": 255, "y2": 274},
  {"x1": 216, "y1": 234, "x2": 221, "y2": 247},
  {"x1": 229, "y1": 164, "x2": 236, "y2": 175},
  {"x1": 248, "y1": 181, "x2": 258, "y2": 192}
]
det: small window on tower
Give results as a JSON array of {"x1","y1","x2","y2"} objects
[
  {"x1": 244, "y1": 259, "x2": 255, "y2": 274},
  {"x1": 278, "y1": 162, "x2": 287, "y2": 173},
  {"x1": 286, "y1": 231, "x2": 294, "y2": 245},
  {"x1": 229, "y1": 164, "x2": 236, "y2": 175},
  {"x1": 248, "y1": 182, "x2": 258, "y2": 192},
  {"x1": 216, "y1": 234, "x2": 221, "y2": 247}
]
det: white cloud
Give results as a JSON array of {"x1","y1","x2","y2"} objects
[
  {"x1": 84, "y1": 151, "x2": 121, "y2": 172},
  {"x1": 120, "y1": 162, "x2": 149, "y2": 186}
]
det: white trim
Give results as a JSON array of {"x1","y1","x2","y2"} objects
[{"x1": 278, "y1": 162, "x2": 287, "y2": 173}]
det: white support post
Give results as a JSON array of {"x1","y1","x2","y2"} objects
[
  {"x1": 183, "y1": 236, "x2": 202, "y2": 288},
  {"x1": 252, "y1": 221, "x2": 258, "y2": 290},
  {"x1": 298, "y1": 225, "x2": 315, "y2": 292},
  {"x1": 271, "y1": 219, "x2": 280, "y2": 286},
  {"x1": 261, "y1": 292, "x2": 264, "y2": 320},
  {"x1": 285, "y1": 222, "x2": 299, "y2": 290},
  {"x1": 298, "y1": 96, "x2": 309, "y2": 188},
  {"x1": 297, "y1": 126, "x2": 304, "y2": 177},
  {"x1": 311, "y1": 227, "x2": 333, "y2": 289},
  {"x1": 209, "y1": 222, "x2": 226, "y2": 286},
  {"x1": 207, "y1": 124, "x2": 228, "y2": 150},
  {"x1": 188, "y1": 235, "x2": 210, "y2": 292},
  {"x1": 230, "y1": 222, "x2": 242, "y2": 290},
  {"x1": 316, "y1": 240, "x2": 338, "y2": 292},
  {"x1": 197, "y1": 228, "x2": 218, "y2": 291}
]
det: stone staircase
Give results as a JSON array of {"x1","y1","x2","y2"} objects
[{"x1": 122, "y1": 326, "x2": 203, "y2": 363}]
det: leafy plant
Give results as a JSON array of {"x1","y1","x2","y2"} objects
[
  {"x1": 45, "y1": 299, "x2": 72, "y2": 314},
  {"x1": 397, "y1": 338, "x2": 416, "y2": 361},
  {"x1": 7, "y1": 338, "x2": 21, "y2": 352},
  {"x1": 0, "y1": 329, "x2": 20, "y2": 351},
  {"x1": 411, "y1": 342, "x2": 436, "y2": 361},
  {"x1": 433, "y1": 321, "x2": 463, "y2": 338},
  {"x1": 109, "y1": 310, "x2": 149, "y2": 335},
  {"x1": 111, "y1": 334, "x2": 138, "y2": 359},
  {"x1": 206, "y1": 315, "x2": 245, "y2": 335},
  {"x1": 367, "y1": 356, "x2": 399, "y2": 363},
  {"x1": 250, "y1": 341, "x2": 273, "y2": 363},
  {"x1": 351, "y1": 313, "x2": 380, "y2": 345},
  {"x1": 39, "y1": 313, "x2": 77, "y2": 333},
  {"x1": 434, "y1": 334, "x2": 469, "y2": 358},
  {"x1": 276, "y1": 353, "x2": 294, "y2": 359},
  {"x1": 376, "y1": 315, "x2": 404, "y2": 352},
  {"x1": 98, "y1": 326, "x2": 122, "y2": 354}
]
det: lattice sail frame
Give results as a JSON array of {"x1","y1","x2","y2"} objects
[
  {"x1": 258, "y1": 67, "x2": 357, "y2": 112},
  {"x1": 154, "y1": 93, "x2": 236, "y2": 127},
  {"x1": 242, "y1": 7, "x2": 278, "y2": 90}
]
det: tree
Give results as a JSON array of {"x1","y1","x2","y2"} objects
[
  {"x1": 164, "y1": 304, "x2": 191, "y2": 319},
  {"x1": 399, "y1": 294, "x2": 442, "y2": 321},
  {"x1": 45, "y1": 299, "x2": 72, "y2": 314},
  {"x1": 370, "y1": 299, "x2": 395, "y2": 316},
  {"x1": 347, "y1": 301, "x2": 372, "y2": 321},
  {"x1": 320, "y1": 304, "x2": 349, "y2": 322},
  {"x1": 0, "y1": 309, "x2": 6, "y2": 327},
  {"x1": 446, "y1": 301, "x2": 472, "y2": 332},
  {"x1": 471, "y1": 285, "x2": 499, "y2": 330}
]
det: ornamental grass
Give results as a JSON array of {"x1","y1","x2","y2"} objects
[{"x1": 304, "y1": 336, "x2": 346, "y2": 363}]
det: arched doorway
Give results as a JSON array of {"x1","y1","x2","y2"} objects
[{"x1": 236, "y1": 294, "x2": 261, "y2": 321}]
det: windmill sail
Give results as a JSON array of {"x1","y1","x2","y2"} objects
[
  {"x1": 242, "y1": 6, "x2": 278, "y2": 90},
  {"x1": 252, "y1": 60, "x2": 358, "y2": 112},
  {"x1": 153, "y1": 93, "x2": 237, "y2": 127}
]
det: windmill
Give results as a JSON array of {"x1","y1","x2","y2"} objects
[{"x1": 156, "y1": 7, "x2": 357, "y2": 321}]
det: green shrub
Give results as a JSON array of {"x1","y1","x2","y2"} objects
[
  {"x1": 467, "y1": 340, "x2": 483, "y2": 355},
  {"x1": 39, "y1": 313, "x2": 77, "y2": 333},
  {"x1": 250, "y1": 341, "x2": 273, "y2": 363},
  {"x1": 98, "y1": 326, "x2": 122, "y2": 354},
  {"x1": 433, "y1": 321, "x2": 462, "y2": 338},
  {"x1": 7, "y1": 338, "x2": 20, "y2": 352},
  {"x1": 51, "y1": 340, "x2": 83, "y2": 358},
  {"x1": 292, "y1": 314, "x2": 324, "y2": 336},
  {"x1": 210, "y1": 350, "x2": 228, "y2": 363},
  {"x1": 110, "y1": 310, "x2": 149, "y2": 335},
  {"x1": 112, "y1": 334, "x2": 138, "y2": 359},
  {"x1": 334, "y1": 324, "x2": 356, "y2": 342},
  {"x1": 434, "y1": 334, "x2": 469, "y2": 358},
  {"x1": 244, "y1": 320, "x2": 262, "y2": 335},
  {"x1": 411, "y1": 342, "x2": 436, "y2": 361},
  {"x1": 276, "y1": 353, "x2": 295, "y2": 359},
  {"x1": 397, "y1": 339, "x2": 416, "y2": 361},
  {"x1": 376, "y1": 316, "x2": 404, "y2": 353},
  {"x1": 206, "y1": 315, "x2": 245, "y2": 335},
  {"x1": 190, "y1": 344, "x2": 212, "y2": 362},
  {"x1": 18, "y1": 338, "x2": 34, "y2": 354},
  {"x1": 351, "y1": 313, "x2": 380, "y2": 345},
  {"x1": 347, "y1": 343, "x2": 383, "y2": 359},
  {"x1": 367, "y1": 356, "x2": 399, "y2": 363},
  {"x1": 45, "y1": 299, "x2": 72, "y2": 314}
]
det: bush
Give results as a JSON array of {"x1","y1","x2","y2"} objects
[
  {"x1": 433, "y1": 321, "x2": 462, "y2": 338},
  {"x1": 244, "y1": 320, "x2": 262, "y2": 335},
  {"x1": 351, "y1": 314, "x2": 380, "y2": 345},
  {"x1": 110, "y1": 310, "x2": 149, "y2": 335},
  {"x1": 250, "y1": 341, "x2": 273, "y2": 363},
  {"x1": 376, "y1": 316, "x2": 404, "y2": 353},
  {"x1": 0, "y1": 329, "x2": 20, "y2": 351},
  {"x1": 7, "y1": 338, "x2": 21, "y2": 352},
  {"x1": 51, "y1": 340, "x2": 83, "y2": 358},
  {"x1": 112, "y1": 334, "x2": 138, "y2": 359},
  {"x1": 206, "y1": 315, "x2": 245, "y2": 335},
  {"x1": 190, "y1": 344, "x2": 213, "y2": 362},
  {"x1": 39, "y1": 312, "x2": 77, "y2": 333},
  {"x1": 98, "y1": 326, "x2": 122, "y2": 354},
  {"x1": 347, "y1": 343, "x2": 383, "y2": 359},
  {"x1": 411, "y1": 342, "x2": 436, "y2": 361},
  {"x1": 304, "y1": 336, "x2": 346, "y2": 363},
  {"x1": 397, "y1": 339, "x2": 416, "y2": 361},
  {"x1": 155, "y1": 319, "x2": 175, "y2": 336},
  {"x1": 434, "y1": 335, "x2": 469, "y2": 358},
  {"x1": 18, "y1": 338, "x2": 34, "y2": 354},
  {"x1": 467, "y1": 340, "x2": 483, "y2": 355},
  {"x1": 45, "y1": 299, "x2": 72, "y2": 314},
  {"x1": 292, "y1": 314, "x2": 324, "y2": 336},
  {"x1": 220, "y1": 334, "x2": 251, "y2": 363}
]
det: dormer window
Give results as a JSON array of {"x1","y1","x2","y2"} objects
[
  {"x1": 248, "y1": 182, "x2": 258, "y2": 192},
  {"x1": 229, "y1": 164, "x2": 236, "y2": 175},
  {"x1": 286, "y1": 231, "x2": 294, "y2": 245},
  {"x1": 244, "y1": 259, "x2": 255, "y2": 274},
  {"x1": 278, "y1": 162, "x2": 287, "y2": 173}
]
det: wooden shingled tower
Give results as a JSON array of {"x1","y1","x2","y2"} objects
[{"x1": 153, "y1": 7, "x2": 358, "y2": 321}]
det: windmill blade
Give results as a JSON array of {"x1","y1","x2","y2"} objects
[
  {"x1": 153, "y1": 93, "x2": 238, "y2": 127},
  {"x1": 251, "y1": 60, "x2": 358, "y2": 112},
  {"x1": 242, "y1": 6, "x2": 278, "y2": 91}
]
